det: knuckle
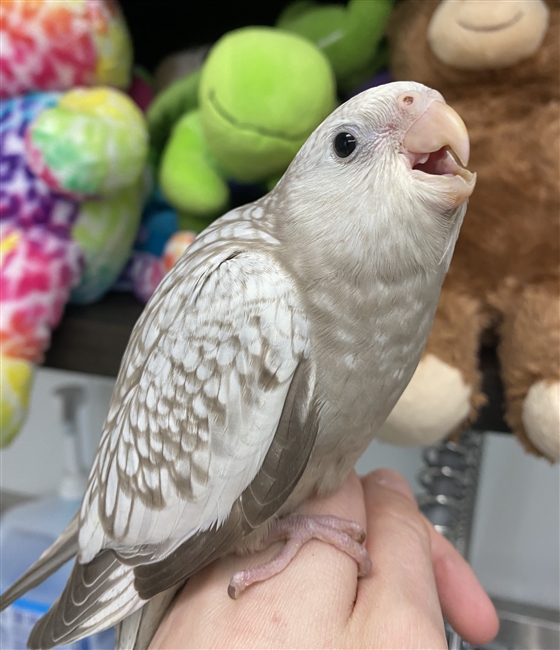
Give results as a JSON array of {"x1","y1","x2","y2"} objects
[{"x1": 375, "y1": 498, "x2": 431, "y2": 549}]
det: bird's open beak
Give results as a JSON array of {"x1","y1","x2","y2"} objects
[{"x1": 402, "y1": 100, "x2": 476, "y2": 207}]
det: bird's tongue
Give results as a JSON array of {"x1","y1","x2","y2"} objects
[{"x1": 411, "y1": 146, "x2": 473, "y2": 181}]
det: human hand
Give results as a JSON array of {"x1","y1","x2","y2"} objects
[{"x1": 151, "y1": 468, "x2": 499, "y2": 649}]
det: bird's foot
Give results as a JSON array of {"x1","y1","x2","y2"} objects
[{"x1": 228, "y1": 514, "x2": 371, "y2": 599}]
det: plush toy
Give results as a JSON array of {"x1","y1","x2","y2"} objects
[
  {"x1": 153, "y1": 45, "x2": 211, "y2": 94},
  {"x1": 0, "y1": 0, "x2": 149, "y2": 445},
  {"x1": 377, "y1": 0, "x2": 559, "y2": 461},
  {"x1": 277, "y1": 0, "x2": 394, "y2": 94},
  {"x1": 147, "y1": 26, "x2": 337, "y2": 228},
  {"x1": 0, "y1": 0, "x2": 132, "y2": 98},
  {"x1": 115, "y1": 183, "x2": 196, "y2": 302}
]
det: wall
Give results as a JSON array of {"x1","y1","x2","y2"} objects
[{"x1": 1, "y1": 367, "x2": 558, "y2": 610}]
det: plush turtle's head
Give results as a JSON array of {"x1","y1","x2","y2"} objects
[{"x1": 199, "y1": 27, "x2": 336, "y2": 183}]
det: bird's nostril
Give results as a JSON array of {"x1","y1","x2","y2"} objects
[{"x1": 398, "y1": 92, "x2": 423, "y2": 111}]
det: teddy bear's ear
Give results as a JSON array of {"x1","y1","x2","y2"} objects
[{"x1": 427, "y1": 0, "x2": 550, "y2": 71}]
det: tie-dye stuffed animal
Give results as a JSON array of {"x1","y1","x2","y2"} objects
[{"x1": 0, "y1": 0, "x2": 149, "y2": 445}]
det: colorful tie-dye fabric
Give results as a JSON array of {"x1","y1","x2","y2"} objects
[
  {"x1": 0, "y1": 224, "x2": 83, "y2": 362},
  {"x1": 71, "y1": 178, "x2": 146, "y2": 304},
  {"x1": 0, "y1": 2, "x2": 143, "y2": 445},
  {"x1": 0, "y1": 87, "x2": 148, "y2": 443},
  {"x1": 26, "y1": 87, "x2": 149, "y2": 198},
  {"x1": 0, "y1": 93, "x2": 85, "y2": 443},
  {"x1": 1, "y1": 93, "x2": 81, "y2": 228},
  {"x1": 0, "y1": 0, "x2": 133, "y2": 98}
]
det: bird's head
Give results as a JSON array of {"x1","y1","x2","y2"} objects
[{"x1": 275, "y1": 81, "x2": 476, "y2": 282}]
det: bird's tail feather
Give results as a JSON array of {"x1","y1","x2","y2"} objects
[
  {"x1": 115, "y1": 584, "x2": 183, "y2": 650},
  {"x1": 0, "y1": 514, "x2": 79, "y2": 611},
  {"x1": 28, "y1": 550, "x2": 143, "y2": 649}
]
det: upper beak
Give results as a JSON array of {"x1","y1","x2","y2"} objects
[
  {"x1": 402, "y1": 99, "x2": 476, "y2": 207},
  {"x1": 403, "y1": 99, "x2": 470, "y2": 166}
]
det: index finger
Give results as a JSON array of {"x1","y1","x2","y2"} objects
[{"x1": 350, "y1": 469, "x2": 447, "y2": 646}]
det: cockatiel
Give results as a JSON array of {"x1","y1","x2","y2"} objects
[{"x1": 0, "y1": 81, "x2": 475, "y2": 650}]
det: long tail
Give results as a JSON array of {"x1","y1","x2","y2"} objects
[
  {"x1": 0, "y1": 513, "x2": 183, "y2": 650},
  {"x1": 0, "y1": 515, "x2": 79, "y2": 611}
]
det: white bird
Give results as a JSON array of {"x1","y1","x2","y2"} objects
[{"x1": 0, "y1": 81, "x2": 475, "y2": 650}]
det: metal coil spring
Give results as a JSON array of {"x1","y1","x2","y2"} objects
[{"x1": 416, "y1": 429, "x2": 486, "y2": 649}]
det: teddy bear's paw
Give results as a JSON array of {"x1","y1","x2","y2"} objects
[
  {"x1": 522, "y1": 380, "x2": 560, "y2": 462},
  {"x1": 376, "y1": 354, "x2": 472, "y2": 447}
]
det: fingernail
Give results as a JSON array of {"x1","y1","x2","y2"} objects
[{"x1": 370, "y1": 468, "x2": 416, "y2": 502}]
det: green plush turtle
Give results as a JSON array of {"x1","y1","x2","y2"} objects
[
  {"x1": 277, "y1": 0, "x2": 395, "y2": 93},
  {"x1": 147, "y1": 27, "x2": 336, "y2": 230}
]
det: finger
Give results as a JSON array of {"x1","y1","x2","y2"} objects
[
  {"x1": 352, "y1": 469, "x2": 447, "y2": 646},
  {"x1": 281, "y1": 470, "x2": 369, "y2": 621},
  {"x1": 427, "y1": 518, "x2": 499, "y2": 646}
]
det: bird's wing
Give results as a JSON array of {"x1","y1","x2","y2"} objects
[
  {"x1": 132, "y1": 356, "x2": 318, "y2": 599},
  {"x1": 79, "y1": 239, "x2": 313, "y2": 565}
]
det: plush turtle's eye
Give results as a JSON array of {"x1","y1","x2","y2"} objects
[{"x1": 333, "y1": 132, "x2": 357, "y2": 158}]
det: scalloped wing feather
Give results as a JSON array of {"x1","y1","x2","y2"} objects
[{"x1": 79, "y1": 241, "x2": 310, "y2": 565}]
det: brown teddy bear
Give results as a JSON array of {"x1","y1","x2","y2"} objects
[{"x1": 377, "y1": 0, "x2": 559, "y2": 461}]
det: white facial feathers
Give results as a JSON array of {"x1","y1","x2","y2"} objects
[{"x1": 274, "y1": 82, "x2": 474, "y2": 282}]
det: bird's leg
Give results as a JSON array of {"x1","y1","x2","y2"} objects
[{"x1": 228, "y1": 514, "x2": 371, "y2": 599}]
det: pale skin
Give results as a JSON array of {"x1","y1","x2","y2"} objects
[{"x1": 151, "y1": 468, "x2": 499, "y2": 649}]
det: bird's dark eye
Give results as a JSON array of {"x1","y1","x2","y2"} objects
[{"x1": 333, "y1": 132, "x2": 357, "y2": 158}]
